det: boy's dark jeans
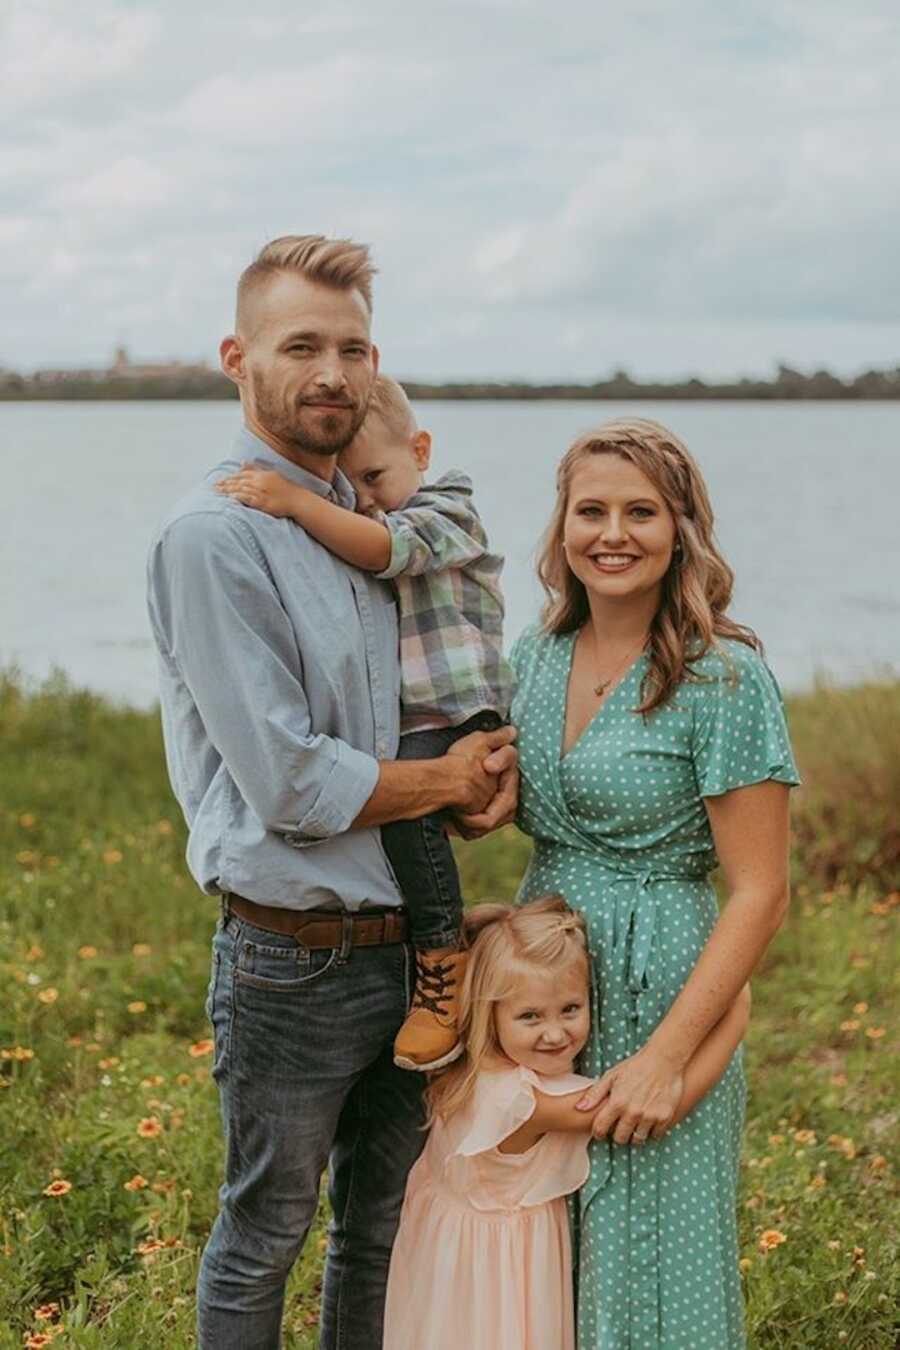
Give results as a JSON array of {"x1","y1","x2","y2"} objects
[
  {"x1": 197, "y1": 909, "x2": 425, "y2": 1350},
  {"x1": 381, "y1": 709, "x2": 504, "y2": 950}
]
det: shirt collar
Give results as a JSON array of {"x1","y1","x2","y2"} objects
[{"x1": 235, "y1": 426, "x2": 357, "y2": 510}]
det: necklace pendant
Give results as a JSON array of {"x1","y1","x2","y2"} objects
[{"x1": 594, "y1": 680, "x2": 609, "y2": 697}]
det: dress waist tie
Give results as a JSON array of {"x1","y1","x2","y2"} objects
[{"x1": 581, "y1": 864, "x2": 708, "y2": 1350}]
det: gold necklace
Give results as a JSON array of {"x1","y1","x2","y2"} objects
[{"x1": 590, "y1": 631, "x2": 648, "y2": 697}]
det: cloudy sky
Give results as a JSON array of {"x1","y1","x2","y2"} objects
[{"x1": 4, "y1": 0, "x2": 900, "y2": 380}]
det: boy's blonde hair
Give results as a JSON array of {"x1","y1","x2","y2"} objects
[
  {"x1": 236, "y1": 234, "x2": 376, "y2": 330},
  {"x1": 363, "y1": 375, "x2": 418, "y2": 438},
  {"x1": 426, "y1": 896, "x2": 589, "y2": 1123}
]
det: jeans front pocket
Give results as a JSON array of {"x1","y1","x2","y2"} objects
[
  {"x1": 208, "y1": 930, "x2": 235, "y2": 1083},
  {"x1": 234, "y1": 938, "x2": 337, "y2": 992}
]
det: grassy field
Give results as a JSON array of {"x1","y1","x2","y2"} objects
[{"x1": 1, "y1": 672, "x2": 897, "y2": 1349}]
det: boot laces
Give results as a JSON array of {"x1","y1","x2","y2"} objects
[{"x1": 411, "y1": 956, "x2": 456, "y2": 1018}]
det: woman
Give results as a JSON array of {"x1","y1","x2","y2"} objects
[{"x1": 510, "y1": 418, "x2": 800, "y2": 1348}]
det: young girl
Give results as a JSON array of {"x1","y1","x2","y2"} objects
[{"x1": 383, "y1": 896, "x2": 750, "y2": 1350}]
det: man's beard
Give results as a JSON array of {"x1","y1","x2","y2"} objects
[{"x1": 251, "y1": 370, "x2": 368, "y2": 457}]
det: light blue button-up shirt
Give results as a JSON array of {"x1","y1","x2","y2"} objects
[{"x1": 146, "y1": 427, "x2": 403, "y2": 911}]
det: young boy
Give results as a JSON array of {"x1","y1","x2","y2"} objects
[{"x1": 217, "y1": 376, "x2": 514, "y2": 1071}]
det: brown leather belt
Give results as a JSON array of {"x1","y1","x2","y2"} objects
[{"x1": 227, "y1": 893, "x2": 409, "y2": 949}]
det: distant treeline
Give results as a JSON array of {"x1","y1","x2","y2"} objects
[{"x1": 4, "y1": 363, "x2": 900, "y2": 401}]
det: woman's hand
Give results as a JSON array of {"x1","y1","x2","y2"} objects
[{"x1": 576, "y1": 1045, "x2": 685, "y2": 1145}]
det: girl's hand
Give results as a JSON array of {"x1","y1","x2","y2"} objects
[
  {"x1": 576, "y1": 1045, "x2": 684, "y2": 1145},
  {"x1": 216, "y1": 465, "x2": 297, "y2": 518}
]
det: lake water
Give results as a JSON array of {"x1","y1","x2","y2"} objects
[{"x1": 3, "y1": 400, "x2": 899, "y2": 706}]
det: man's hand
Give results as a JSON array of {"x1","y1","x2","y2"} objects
[
  {"x1": 444, "y1": 725, "x2": 517, "y2": 819},
  {"x1": 454, "y1": 752, "x2": 518, "y2": 838}
]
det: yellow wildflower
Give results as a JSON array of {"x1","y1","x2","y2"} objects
[
  {"x1": 794, "y1": 1129, "x2": 817, "y2": 1146},
  {"x1": 43, "y1": 1179, "x2": 72, "y2": 1197},
  {"x1": 827, "y1": 1134, "x2": 856, "y2": 1159},
  {"x1": 189, "y1": 1039, "x2": 214, "y2": 1058},
  {"x1": 136, "y1": 1238, "x2": 166, "y2": 1258},
  {"x1": 132, "y1": 943, "x2": 152, "y2": 957},
  {"x1": 102, "y1": 849, "x2": 123, "y2": 865},
  {"x1": 127, "y1": 1001, "x2": 147, "y2": 1014},
  {"x1": 137, "y1": 1117, "x2": 163, "y2": 1139},
  {"x1": 758, "y1": 1229, "x2": 787, "y2": 1253},
  {"x1": 78, "y1": 945, "x2": 98, "y2": 959},
  {"x1": 37, "y1": 988, "x2": 59, "y2": 1005},
  {"x1": 124, "y1": 1174, "x2": 149, "y2": 1191},
  {"x1": 865, "y1": 1026, "x2": 886, "y2": 1040}
]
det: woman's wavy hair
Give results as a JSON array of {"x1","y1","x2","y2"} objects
[
  {"x1": 537, "y1": 417, "x2": 760, "y2": 713},
  {"x1": 426, "y1": 896, "x2": 589, "y2": 1124}
]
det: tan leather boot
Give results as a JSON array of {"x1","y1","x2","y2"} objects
[{"x1": 393, "y1": 948, "x2": 467, "y2": 1071}]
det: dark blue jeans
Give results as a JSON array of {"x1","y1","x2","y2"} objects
[
  {"x1": 381, "y1": 710, "x2": 504, "y2": 950},
  {"x1": 197, "y1": 909, "x2": 425, "y2": 1350}
]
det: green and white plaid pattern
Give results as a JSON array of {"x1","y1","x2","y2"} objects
[{"x1": 376, "y1": 471, "x2": 514, "y2": 733}]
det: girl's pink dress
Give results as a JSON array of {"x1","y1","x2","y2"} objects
[{"x1": 383, "y1": 1064, "x2": 593, "y2": 1350}]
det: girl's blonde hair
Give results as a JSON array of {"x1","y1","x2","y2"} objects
[
  {"x1": 426, "y1": 896, "x2": 589, "y2": 1123},
  {"x1": 537, "y1": 417, "x2": 760, "y2": 713}
]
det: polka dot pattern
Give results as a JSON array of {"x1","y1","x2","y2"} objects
[{"x1": 509, "y1": 628, "x2": 800, "y2": 1350}]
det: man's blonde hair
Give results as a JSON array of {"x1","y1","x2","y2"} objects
[
  {"x1": 364, "y1": 375, "x2": 418, "y2": 437},
  {"x1": 236, "y1": 234, "x2": 377, "y2": 331}
]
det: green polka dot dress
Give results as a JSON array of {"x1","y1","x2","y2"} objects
[{"x1": 510, "y1": 627, "x2": 800, "y2": 1350}]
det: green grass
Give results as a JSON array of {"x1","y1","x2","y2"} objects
[{"x1": 1, "y1": 671, "x2": 897, "y2": 1348}]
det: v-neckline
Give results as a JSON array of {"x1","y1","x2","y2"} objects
[{"x1": 558, "y1": 628, "x2": 646, "y2": 762}]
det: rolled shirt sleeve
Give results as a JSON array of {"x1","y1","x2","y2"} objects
[{"x1": 148, "y1": 510, "x2": 379, "y2": 844}]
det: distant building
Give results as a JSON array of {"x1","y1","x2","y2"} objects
[{"x1": 108, "y1": 345, "x2": 210, "y2": 379}]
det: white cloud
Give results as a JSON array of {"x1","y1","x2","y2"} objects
[
  {"x1": 50, "y1": 156, "x2": 172, "y2": 213},
  {"x1": 0, "y1": 1, "x2": 159, "y2": 111}
]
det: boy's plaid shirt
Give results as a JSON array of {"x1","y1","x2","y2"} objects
[{"x1": 376, "y1": 470, "x2": 514, "y2": 734}]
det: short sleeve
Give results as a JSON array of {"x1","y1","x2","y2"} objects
[
  {"x1": 508, "y1": 623, "x2": 539, "y2": 681},
  {"x1": 450, "y1": 1066, "x2": 594, "y2": 1158},
  {"x1": 691, "y1": 644, "x2": 801, "y2": 798},
  {"x1": 451, "y1": 1069, "x2": 539, "y2": 1159}
]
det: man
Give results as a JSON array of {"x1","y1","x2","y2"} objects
[{"x1": 146, "y1": 234, "x2": 517, "y2": 1350}]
